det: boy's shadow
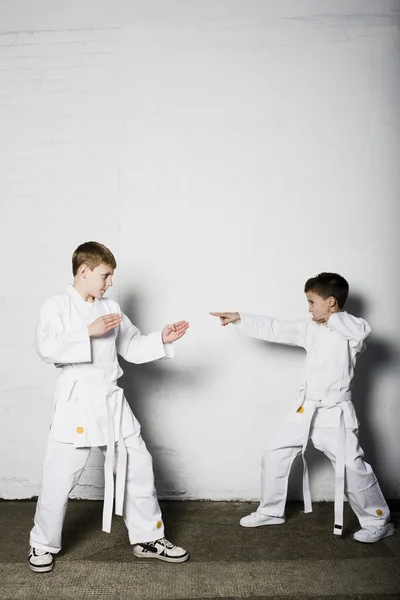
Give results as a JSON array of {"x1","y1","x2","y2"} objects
[
  {"x1": 117, "y1": 293, "x2": 207, "y2": 513},
  {"x1": 288, "y1": 293, "x2": 397, "y2": 509},
  {"x1": 341, "y1": 295, "x2": 397, "y2": 491}
]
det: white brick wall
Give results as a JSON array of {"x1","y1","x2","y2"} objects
[{"x1": 1, "y1": 1, "x2": 399, "y2": 502}]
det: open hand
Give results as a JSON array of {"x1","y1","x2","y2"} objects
[
  {"x1": 162, "y1": 320, "x2": 190, "y2": 343},
  {"x1": 209, "y1": 312, "x2": 241, "y2": 326},
  {"x1": 87, "y1": 314, "x2": 122, "y2": 337}
]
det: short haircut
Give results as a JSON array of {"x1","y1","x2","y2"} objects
[
  {"x1": 304, "y1": 272, "x2": 349, "y2": 309},
  {"x1": 72, "y1": 241, "x2": 117, "y2": 276}
]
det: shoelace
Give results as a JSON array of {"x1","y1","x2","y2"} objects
[
  {"x1": 29, "y1": 548, "x2": 49, "y2": 557},
  {"x1": 152, "y1": 537, "x2": 174, "y2": 551}
]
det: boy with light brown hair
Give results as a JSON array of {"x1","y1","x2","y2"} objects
[{"x1": 29, "y1": 241, "x2": 190, "y2": 572}]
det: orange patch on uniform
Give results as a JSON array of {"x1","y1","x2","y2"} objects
[
  {"x1": 376, "y1": 509, "x2": 383, "y2": 516},
  {"x1": 297, "y1": 407, "x2": 305, "y2": 414},
  {"x1": 76, "y1": 426, "x2": 84, "y2": 434},
  {"x1": 157, "y1": 521, "x2": 163, "y2": 529}
]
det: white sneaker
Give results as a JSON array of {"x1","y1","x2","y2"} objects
[
  {"x1": 240, "y1": 512, "x2": 285, "y2": 528},
  {"x1": 28, "y1": 547, "x2": 54, "y2": 573},
  {"x1": 353, "y1": 522, "x2": 395, "y2": 543},
  {"x1": 133, "y1": 537, "x2": 189, "y2": 563}
]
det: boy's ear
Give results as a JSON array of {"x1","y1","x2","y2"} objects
[
  {"x1": 79, "y1": 263, "x2": 89, "y2": 279},
  {"x1": 328, "y1": 296, "x2": 337, "y2": 308}
]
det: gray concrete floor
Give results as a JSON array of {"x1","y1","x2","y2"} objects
[{"x1": 0, "y1": 500, "x2": 399, "y2": 600}]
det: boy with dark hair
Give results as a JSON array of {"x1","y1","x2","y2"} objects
[
  {"x1": 29, "y1": 242, "x2": 190, "y2": 572},
  {"x1": 211, "y1": 272, "x2": 395, "y2": 543},
  {"x1": 304, "y1": 272, "x2": 349, "y2": 309}
]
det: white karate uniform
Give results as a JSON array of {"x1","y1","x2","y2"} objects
[
  {"x1": 30, "y1": 285, "x2": 173, "y2": 553},
  {"x1": 236, "y1": 312, "x2": 390, "y2": 534}
]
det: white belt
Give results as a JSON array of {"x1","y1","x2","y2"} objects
[
  {"x1": 299, "y1": 391, "x2": 351, "y2": 536},
  {"x1": 102, "y1": 385, "x2": 128, "y2": 533},
  {"x1": 103, "y1": 394, "x2": 127, "y2": 533},
  {"x1": 58, "y1": 369, "x2": 128, "y2": 534}
]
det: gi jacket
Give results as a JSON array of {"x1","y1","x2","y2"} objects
[
  {"x1": 35, "y1": 285, "x2": 173, "y2": 448},
  {"x1": 236, "y1": 311, "x2": 371, "y2": 429}
]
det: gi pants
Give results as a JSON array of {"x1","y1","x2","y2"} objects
[
  {"x1": 30, "y1": 430, "x2": 164, "y2": 553},
  {"x1": 258, "y1": 420, "x2": 390, "y2": 528}
]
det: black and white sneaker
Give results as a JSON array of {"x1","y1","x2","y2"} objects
[
  {"x1": 133, "y1": 537, "x2": 189, "y2": 563},
  {"x1": 28, "y1": 547, "x2": 54, "y2": 573}
]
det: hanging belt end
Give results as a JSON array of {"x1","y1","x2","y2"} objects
[
  {"x1": 102, "y1": 518, "x2": 112, "y2": 534},
  {"x1": 334, "y1": 524, "x2": 343, "y2": 536},
  {"x1": 303, "y1": 495, "x2": 313, "y2": 514}
]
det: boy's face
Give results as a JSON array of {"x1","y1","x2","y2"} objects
[
  {"x1": 83, "y1": 263, "x2": 114, "y2": 298},
  {"x1": 306, "y1": 290, "x2": 333, "y2": 321}
]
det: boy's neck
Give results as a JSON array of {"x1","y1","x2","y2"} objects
[{"x1": 73, "y1": 280, "x2": 96, "y2": 303}]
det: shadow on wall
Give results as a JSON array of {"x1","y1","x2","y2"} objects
[
  {"x1": 117, "y1": 293, "x2": 210, "y2": 500},
  {"x1": 344, "y1": 293, "x2": 397, "y2": 494}
]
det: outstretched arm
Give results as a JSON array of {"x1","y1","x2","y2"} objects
[
  {"x1": 116, "y1": 313, "x2": 189, "y2": 363},
  {"x1": 210, "y1": 312, "x2": 308, "y2": 348}
]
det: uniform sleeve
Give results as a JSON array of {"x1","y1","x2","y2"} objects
[
  {"x1": 327, "y1": 312, "x2": 371, "y2": 346},
  {"x1": 116, "y1": 312, "x2": 174, "y2": 363},
  {"x1": 235, "y1": 313, "x2": 309, "y2": 348},
  {"x1": 35, "y1": 298, "x2": 91, "y2": 364}
]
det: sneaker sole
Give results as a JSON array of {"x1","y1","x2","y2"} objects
[
  {"x1": 28, "y1": 562, "x2": 54, "y2": 573},
  {"x1": 133, "y1": 550, "x2": 189, "y2": 563},
  {"x1": 353, "y1": 527, "x2": 396, "y2": 544},
  {"x1": 240, "y1": 518, "x2": 285, "y2": 528}
]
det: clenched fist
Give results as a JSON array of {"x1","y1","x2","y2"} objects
[{"x1": 87, "y1": 314, "x2": 122, "y2": 338}]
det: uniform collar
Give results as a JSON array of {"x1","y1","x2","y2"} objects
[{"x1": 66, "y1": 284, "x2": 98, "y2": 306}]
